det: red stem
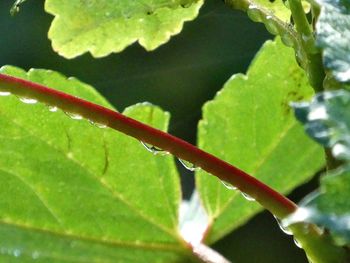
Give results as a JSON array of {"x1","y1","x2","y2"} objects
[{"x1": 0, "y1": 73, "x2": 296, "y2": 218}]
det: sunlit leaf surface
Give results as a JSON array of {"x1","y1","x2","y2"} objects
[
  {"x1": 196, "y1": 38, "x2": 325, "y2": 243},
  {"x1": 0, "y1": 66, "x2": 195, "y2": 262},
  {"x1": 45, "y1": 0, "x2": 204, "y2": 58}
]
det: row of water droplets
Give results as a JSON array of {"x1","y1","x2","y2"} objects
[
  {"x1": 140, "y1": 142, "x2": 199, "y2": 171},
  {"x1": 140, "y1": 141, "x2": 257, "y2": 202},
  {"x1": 0, "y1": 91, "x2": 108, "y2": 129},
  {"x1": 274, "y1": 216, "x2": 304, "y2": 249},
  {"x1": 246, "y1": 4, "x2": 318, "y2": 70},
  {"x1": 247, "y1": 5, "x2": 296, "y2": 48},
  {"x1": 1, "y1": 90, "x2": 304, "y2": 250},
  {"x1": 0, "y1": 247, "x2": 40, "y2": 260}
]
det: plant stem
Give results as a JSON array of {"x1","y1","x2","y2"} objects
[
  {"x1": 289, "y1": 0, "x2": 325, "y2": 91},
  {"x1": 0, "y1": 73, "x2": 295, "y2": 218},
  {"x1": 0, "y1": 73, "x2": 347, "y2": 262}
]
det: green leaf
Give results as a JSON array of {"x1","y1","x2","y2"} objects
[
  {"x1": 196, "y1": 38, "x2": 325, "y2": 243},
  {"x1": 316, "y1": 0, "x2": 350, "y2": 82},
  {"x1": 44, "y1": 0, "x2": 204, "y2": 58},
  {"x1": 286, "y1": 90, "x2": 350, "y2": 245},
  {"x1": 0, "y1": 66, "x2": 193, "y2": 262}
]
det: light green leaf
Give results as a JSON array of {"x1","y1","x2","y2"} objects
[
  {"x1": 196, "y1": 38, "x2": 325, "y2": 243},
  {"x1": 45, "y1": 0, "x2": 204, "y2": 58},
  {"x1": 0, "y1": 66, "x2": 193, "y2": 262},
  {"x1": 316, "y1": 0, "x2": 350, "y2": 82}
]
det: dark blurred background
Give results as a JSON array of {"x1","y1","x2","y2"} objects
[{"x1": 0, "y1": 0, "x2": 313, "y2": 262}]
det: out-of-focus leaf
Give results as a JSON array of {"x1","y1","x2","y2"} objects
[
  {"x1": 0, "y1": 66, "x2": 195, "y2": 262},
  {"x1": 196, "y1": 38, "x2": 325, "y2": 243},
  {"x1": 316, "y1": 0, "x2": 350, "y2": 82},
  {"x1": 45, "y1": 0, "x2": 204, "y2": 58},
  {"x1": 286, "y1": 89, "x2": 350, "y2": 246},
  {"x1": 293, "y1": 90, "x2": 350, "y2": 160}
]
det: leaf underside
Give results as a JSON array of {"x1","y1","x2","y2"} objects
[
  {"x1": 0, "y1": 66, "x2": 194, "y2": 262},
  {"x1": 196, "y1": 38, "x2": 325, "y2": 243},
  {"x1": 45, "y1": 0, "x2": 204, "y2": 58}
]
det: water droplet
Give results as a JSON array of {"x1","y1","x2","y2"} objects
[
  {"x1": 281, "y1": 33, "x2": 295, "y2": 47},
  {"x1": 19, "y1": 97, "x2": 38, "y2": 104},
  {"x1": 13, "y1": 249, "x2": 21, "y2": 257},
  {"x1": 65, "y1": 112, "x2": 83, "y2": 120},
  {"x1": 294, "y1": 238, "x2": 302, "y2": 248},
  {"x1": 264, "y1": 16, "x2": 279, "y2": 35},
  {"x1": 247, "y1": 5, "x2": 262, "y2": 22},
  {"x1": 48, "y1": 106, "x2": 58, "y2": 112},
  {"x1": 332, "y1": 143, "x2": 350, "y2": 160},
  {"x1": 308, "y1": 106, "x2": 327, "y2": 121},
  {"x1": 295, "y1": 48, "x2": 306, "y2": 69},
  {"x1": 141, "y1": 141, "x2": 168, "y2": 155},
  {"x1": 178, "y1": 158, "x2": 199, "y2": 171},
  {"x1": 274, "y1": 216, "x2": 293, "y2": 235},
  {"x1": 221, "y1": 181, "x2": 237, "y2": 190},
  {"x1": 0, "y1": 91, "x2": 11, "y2": 96},
  {"x1": 89, "y1": 120, "x2": 107, "y2": 129},
  {"x1": 241, "y1": 192, "x2": 255, "y2": 201},
  {"x1": 301, "y1": 34, "x2": 318, "y2": 54},
  {"x1": 32, "y1": 251, "x2": 40, "y2": 259}
]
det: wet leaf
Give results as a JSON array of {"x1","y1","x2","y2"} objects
[
  {"x1": 196, "y1": 38, "x2": 325, "y2": 243},
  {"x1": 45, "y1": 0, "x2": 203, "y2": 58},
  {"x1": 316, "y1": 0, "x2": 350, "y2": 82},
  {"x1": 0, "y1": 66, "x2": 194, "y2": 262}
]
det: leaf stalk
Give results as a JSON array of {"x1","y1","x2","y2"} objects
[{"x1": 0, "y1": 73, "x2": 346, "y2": 262}]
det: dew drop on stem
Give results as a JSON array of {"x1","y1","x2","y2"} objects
[
  {"x1": 65, "y1": 112, "x2": 83, "y2": 120},
  {"x1": 273, "y1": 215, "x2": 293, "y2": 235},
  {"x1": 264, "y1": 16, "x2": 279, "y2": 35},
  {"x1": 241, "y1": 192, "x2": 255, "y2": 201},
  {"x1": 178, "y1": 158, "x2": 199, "y2": 171},
  {"x1": 247, "y1": 5, "x2": 262, "y2": 22},
  {"x1": 281, "y1": 33, "x2": 295, "y2": 47},
  {"x1": 89, "y1": 120, "x2": 107, "y2": 129},
  {"x1": 19, "y1": 97, "x2": 38, "y2": 104},
  {"x1": 141, "y1": 141, "x2": 168, "y2": 155},
  {"x1": 221, "y1": 181, "x2": 237, "y2": 190},
  {"x1": 294, "y1": 238, "x2": 302, "y2": 248},
  {"x1": 0, "y1": 91, "x2": 11, "y2": 96},
  {"x1": 48, "y1": 106, "x2": 58, "y2": 112}
]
